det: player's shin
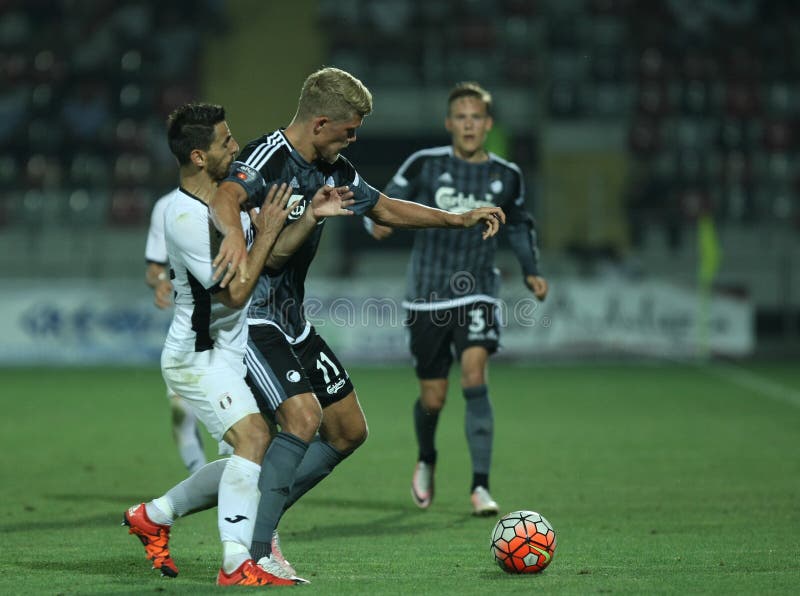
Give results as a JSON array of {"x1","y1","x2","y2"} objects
[
  {"x1": 250, "y1": 432, "x2": 309, "y2": 561},
  {"x1": 218, "y1": 455, "x2": 261, "y2": 573}
]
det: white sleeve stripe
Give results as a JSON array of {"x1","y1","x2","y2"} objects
[
  {"x1": 248, "y1": 139, "x2": 284, "y2": 172},
  {"x1": 244, "y1": 347, "x2": 282, "y2": 411},
  {"x1": 244, "y1": 131, "x2": 285, "y2": 172},
  {"x1": 395, "y1": 146, "x2": 450, "y2": 176},
  {"x1": 488, "y1": 153, "x2": 522, "y2": 175}
]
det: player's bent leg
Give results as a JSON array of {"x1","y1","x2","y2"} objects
[
  {"x1": 122, "y1": 458, "x2": 229, "y2": 578},
  {"x1": 277, "y1": 391, "x2": 367, "y2": 515},
  {"x1": 318, "y1": 391, "x2": 368, "y2": 453}
]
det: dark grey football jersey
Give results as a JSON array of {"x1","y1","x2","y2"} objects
[
  {"x1": 232, "y1": 129, "x2": 380, "y2": 340},
  {"x1": 384, "y1": 146, "x2": 540, "y2": 309}
]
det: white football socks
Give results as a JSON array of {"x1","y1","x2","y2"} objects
[{"x1": 219, "y1": 455, "x2": 261, "y2": 573}]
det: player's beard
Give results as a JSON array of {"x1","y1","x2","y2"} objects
[{"x1": 208, "y1": 156, "x2": 233, "y2": 182}]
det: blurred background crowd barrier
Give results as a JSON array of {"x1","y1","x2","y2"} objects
[{"x1": 1, "y1": 0, "x2": 797, "y2": 364}]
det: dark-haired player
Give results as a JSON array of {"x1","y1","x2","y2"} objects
[{"x1": 123, "y1": 102, "x2": 347, "y2": 586}]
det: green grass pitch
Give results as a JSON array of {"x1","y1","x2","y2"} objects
[{"x1": 1, "y1": 361, "x2": 799, "y2": 594}]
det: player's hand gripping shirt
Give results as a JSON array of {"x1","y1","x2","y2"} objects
[
  {"x1": 228, "y1": 129, "x2": 380, "y2": 342},
  {"x1": 162, "y1": 188, "x2": 256, "y2": 354},
  {"x1": 383, "y1": 146, "x2": 540, "y2": 310}
]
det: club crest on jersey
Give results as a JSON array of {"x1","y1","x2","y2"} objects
[
  {"x1": 438, "y1": 171, "x2": 454, "y2": 184},
  {"x1": 289, "y1": 176, "x2": 300, "y2": 188},
  {"x1": 435, "y1": 186, "x2": 494, "y2": 214},
  {"x1": 287, "y1": 194, "x2": 306, "y2": 220}
]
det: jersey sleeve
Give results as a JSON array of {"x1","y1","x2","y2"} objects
[
  {"x1": 337, "y1": 156, "x2": 379, "y2": 216},
  {"x1": 145, "y1": 194, "x2": 169, "y2": 264},
  {"x1": 502, "y1": 167, "x2": 541, "y2": 277},
  {"x1": 222, "y1": 161, "x2": 268, "y2": 210},
  {"x1": 170, "y1": 208, "x2": 222, "y2": 292}
]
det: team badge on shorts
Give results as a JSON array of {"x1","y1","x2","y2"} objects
[{"x1": 286, "y1": 370, "x2": 301, "y2": 383}]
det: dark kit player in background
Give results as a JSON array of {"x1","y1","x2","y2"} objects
[{"x1": 368, "y1": 81, "x2": 548, "y2": 516}]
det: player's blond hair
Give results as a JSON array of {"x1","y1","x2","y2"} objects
[
  {"x1": 448, "y1": 82, "x2": 493, "y2": 116},
  {"x1": 295, "y1": 67, "x2": 373, "y2": 122}
]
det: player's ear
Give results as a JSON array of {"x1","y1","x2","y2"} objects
[
  {"x1": 485, "y1": 115, "x2": 494, "y2": 132},
  {"x1": 444, "y1": 116, "x2": 453, "y2": 133},
  {"x1": 313, "y1": 117, "x2": 329, "y2": 135},
  {"x1": 190, "y1": 148, "x2": 205, "y2": 168}
]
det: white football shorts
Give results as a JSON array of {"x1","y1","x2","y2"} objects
[{"x1": 161, "y1": 347, "x2": 260, "y2": 442}]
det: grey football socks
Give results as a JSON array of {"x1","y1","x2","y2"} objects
[
  {"x1": 464, "y1": 384, "x2": 493, "y2": 491},
  {"x1": 283, "y1": 437, "x2": 347, "y2": 511},
  {"x1": 250, "y1": 431, "x2": 309, "y2": 561}
]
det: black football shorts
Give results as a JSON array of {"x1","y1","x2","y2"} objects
[
  {"x1": 406, "y1": 300, "x2": 500, "y2": 380},
  {"x1": 245, "y1": 324, "x2": 354, "y2": 413}
]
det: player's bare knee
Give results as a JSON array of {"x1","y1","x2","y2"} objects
[
  {"x1": 277, "y1": 393, "x2": 322, "y2": 442},
  {"x1": 421, "y1": 388, "x2": 447, "y2": 413},
  {"x1": 347, "y1": 418, "x2": 368, "y2": 449},
  {"x1": 225, "y1": 414, "x2": 272, "y2": 461},
  {"x1": 279, "y1": 407, "x2": 322, "y2": 442},
  {"x1": 461, "y1": 371, "x2": 486, "y2": 388},
  {"x1": 331, "y1": 421, "x2": 368, "y2": 453}
]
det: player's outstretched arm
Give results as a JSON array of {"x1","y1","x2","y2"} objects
[
  {"x1": 210, "y1": 181, "x2": 249, "y2": 288},
  {"x1": 367, "y1": 194, "x2": 505, "y2": 239},
  {"x1": 265, "y1": 185, "x2": 354, "y2": 270},
  {"x1": 218, "y1": 183, "x2": 294, "y2": 308}
]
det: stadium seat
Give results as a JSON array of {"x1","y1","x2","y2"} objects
[
  {"x1": 628, "y1": 117, "x2": 661, "y2": 155},
  {"x1": 762, "y1": 119, "x2": 794, "y2": 153},
  {"x1": 108, "y1": 188, "x2": 151, "y2": 226}
]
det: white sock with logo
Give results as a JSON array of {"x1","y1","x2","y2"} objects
[{"x1": 218, "y1": 454, "x2": 261, "y2": 573}]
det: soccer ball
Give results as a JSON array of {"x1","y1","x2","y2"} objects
[{"x1": 490, "y1": 510, "x2": 557, "y2": 574}]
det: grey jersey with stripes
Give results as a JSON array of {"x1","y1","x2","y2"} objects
[
  {"x1": 384, "y1": 146, "x2": 540, "y2": 309},
  {"x1": 234, "y1": 130, "x2": 380, "y2": 340}
]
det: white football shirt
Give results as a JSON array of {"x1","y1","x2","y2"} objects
[
  {"x1": 162, "y1": 188, "x2": 252, "y2": 355},
  {"x1": 145, "y1": 189, "x2": 180, "y2": 264}
]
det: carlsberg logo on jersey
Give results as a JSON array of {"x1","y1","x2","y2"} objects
[{"x1": 435, "y1": 186, "x2": 494, "y2": 213}]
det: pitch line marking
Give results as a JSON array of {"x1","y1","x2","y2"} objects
[{"x1": 699, "y1": 362, "x2": 800, "y2": 409}]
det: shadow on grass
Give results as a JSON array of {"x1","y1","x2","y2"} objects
[
  {"x1": 0, "y1": 512, "x2": 122, "y2": 533},
  {"x1": 4, "y1": 493, "x2": 485, "y2": 545},
  {"x1": 19, "y1": 557, "x2": 218, "y2": 592},
  {"x1": 48, "y1": 493, "x2": 150, "y2": 505}
]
